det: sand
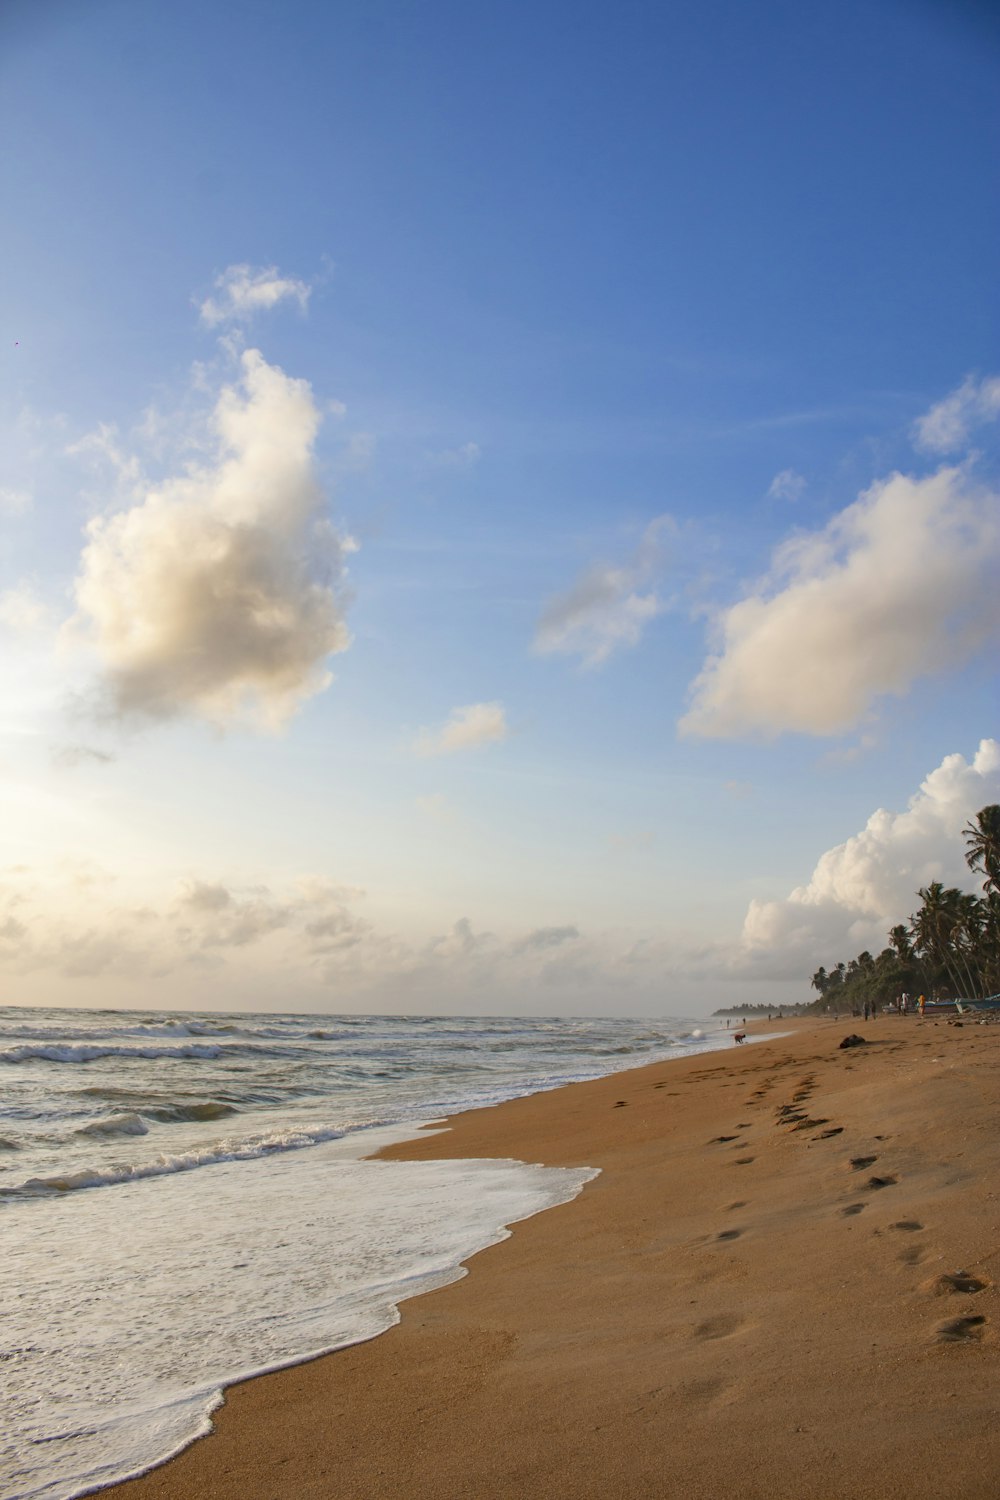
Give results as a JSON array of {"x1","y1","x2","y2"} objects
[{"x1": 101, "y1": 1016, "x2": 1000, "y2": 1500}]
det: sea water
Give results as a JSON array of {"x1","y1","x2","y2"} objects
[{"x1": 0, "y1": 1006, "x2": 726, "y2": 1500}]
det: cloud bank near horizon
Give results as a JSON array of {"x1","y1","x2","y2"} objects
[{"x1": 736, "y1": 738, "x2": 1000, "y2": 978}]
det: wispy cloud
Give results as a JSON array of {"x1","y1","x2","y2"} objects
[
  {"x1": 534, "y1": 515, "x2": 674, "y2": 668},
  {"x1": 68, "y1": 348, "x2": 355, "y2": 731},
  {"x1": 680, "y1": 466, "x2": 1000, "y2": 740},
  {"x1": 199, "y1": 264, "x2": 312, "y2": 327},
  {"x1": 766, "y1": 468, "x2": 806, "y2": 502},
  {"x1": 913, "y1": 374, "x2": 1000, "y2": 454},
  {"x1": 414, "y1": 701, "x2": 509, "y2": 756}
]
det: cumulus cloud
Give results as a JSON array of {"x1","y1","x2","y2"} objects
[
  {"x1": 913, "y1": 374, "x2": 1000, "y2": 454},
  {"x1": 737, "y1": 739, "x2": 1000, "y2": 976},
  {"x1": 414, "y1": 701, "x2": 509, "y2": 756},
  {"x1": 681, "y1": 466, "x2": 1000, "y2": 740},
  {"x1": 199, "y1": 264, "x2": 312, "y2": 327},
  {"x1": 68, "y1": 348, "x2": 355, "y2": 730},
  {"x1": 767, "y1": 468, "x2": 806, "y2": 502},
  {"x1": 534, "y1": 515, "x2": 673, "y2": 668}
]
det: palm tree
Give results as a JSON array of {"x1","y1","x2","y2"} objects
[
  {"x1": 964, "y1": 805, "x2": 1000, "y2": 896},
  {"x1": 910, "y1": 883, "x2": 967, "y2": 997},
  {"x1": 911, "y1": 883, "x2": 989, "y2": 998},
  {"x1": 889, "y1": 924, "x2": 914, "y2": 963}
]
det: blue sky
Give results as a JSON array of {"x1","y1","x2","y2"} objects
[{"x1": 1, "y1": 0, "x2": 998, "y2": 1014}]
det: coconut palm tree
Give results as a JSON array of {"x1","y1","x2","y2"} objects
[
  {"x1": 889, "y1": 924, "x2": 914, "y2": 962},
  {"x1": 910, "y1": 883, "x2": 968, "y2": 997},
  {"x1": 964, "y1": 805, "x2": 1000, "y2": 896}
]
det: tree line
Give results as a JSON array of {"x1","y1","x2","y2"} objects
[{"x1": 809, "y1": 806, "x2": 1000, "y2": 1012}]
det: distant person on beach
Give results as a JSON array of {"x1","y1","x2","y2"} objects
[
  {"x1": 863, "y1": 1002, "x2": 870, "y2": 1021},
  {"x1": 733, "y1": 1030, "x2": 746, "y2": 1045}
]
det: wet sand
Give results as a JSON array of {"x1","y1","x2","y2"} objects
[{"x1": 102, "y1": 1016, "x2": 1000, "y2": 1499}]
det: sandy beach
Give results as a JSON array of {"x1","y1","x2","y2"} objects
[{"x1": 101, "y1": 1016, "x2": 1000, "y2": 1500}]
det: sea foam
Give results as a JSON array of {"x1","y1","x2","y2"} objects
[{"x1": 1, "y1": 1137, "x2": 596, "y2": 1500}]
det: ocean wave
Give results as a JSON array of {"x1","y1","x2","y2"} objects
[
  {"x1": 76, "y1": 1112, "x2": 150, "y2": 1139},
  {"x1": 143, "y1": 1100, "x2": 238, "y2": 1123},
  {"x1": 8, "y1": 1123, "x2": 354, "y2": 1197},
  {"x1": 0, "y1": 1042, "x2": 225, "y2": 1065},
  {"x1": 0, "y1": 1136, "x2": 20, "y2": 1151}
]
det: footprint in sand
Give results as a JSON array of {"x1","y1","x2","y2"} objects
[
  {"x1": 865, "y1": 1174, "x2": 898, "y2": 1190},
  {"x1": 850, "y1": 1156, "x2": 878, "y2": 1170},
  {"x1": 890, "y1": 1220, "x2": 924, "y2": 1232},
  {"x1": 841, "y1": 1203, "x2": 866, "y2": 1216},
  {"x1": 733, "y1": 1157, "x2": 755, "y2": 1165},
  {"x1": 898, "y1": 1244, "x2": 929, "y2": 1265},
  {"x1": 724, "y1": 1200, "x2": 747, "y2": 1210},
  {"x1": 693, "y1": 1313, "x2": 744, "y2": 1341},
  {"x1": 934, "y1": 1315, "x2": 987, "y2": 1343},
  {"x1": 926, "y1": 1273, "x2": 989, "y2": 1296},
  {"x1": 613, "y1": 1100, "x2": 628, "y2": 1108},
  {"x1": 791, "y1": 1117, "x2": 829, "y2": 1131},
  {"x1": 712, "y1": 1135, "x2": 740, "y2": 1143},
  {"x1": 716, "y1": 1228, "x2": 743, "y2": 1241},
  {"x1": 814, "y1": 1127, "x2": 844, "y2": 1139}
]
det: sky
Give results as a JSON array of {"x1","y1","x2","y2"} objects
[{"x1": 1, "y1": 0, "x2": 998, "y2": 1016}]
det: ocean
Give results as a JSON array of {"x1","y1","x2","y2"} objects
[{"x1": 0, "y1": 1005, "x2": 727, "y2": 1500}]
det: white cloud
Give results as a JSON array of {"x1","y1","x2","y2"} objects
[
  {"x1": 414, "y1": 701, "x2": 509, "y2": 756},
  {"x1": 738, "y1": 738, "x2": 1000, "y2": 975},
  {"x1": 68, "y1": 348, "x2": 355, "y2": 731},
  {"x1": 681, "y1": 466, "x2": 1000, "y2": 740},
  {"x1": 534, "y1": 515, "x2": 673, "y2": 668},
  {"x1": 199, "y1": 264, "x2": 312, "y2": 327},
  {"x1": 913, "y1": 374, "x2": 1000, "y2": 454},
  {"x1": 767, "y1": 468, "x2": 806, "y2": 502}
]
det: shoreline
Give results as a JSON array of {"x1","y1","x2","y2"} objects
[{"x1": 100, "y1": 1014, "x2": 1000, "y2": 1499}]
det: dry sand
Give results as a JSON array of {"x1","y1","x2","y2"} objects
[{"x1": 102, "y1": 1016, "x2": 1000, "y2": 1499}]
